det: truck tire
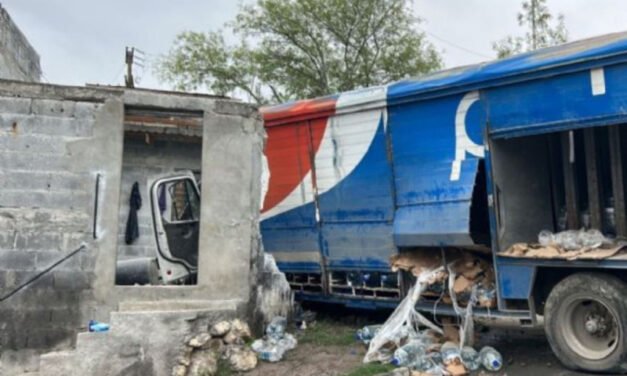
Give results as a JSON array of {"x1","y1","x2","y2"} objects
[{"x1": 544, "y1": 272, "x2": 627, "y2": 373}]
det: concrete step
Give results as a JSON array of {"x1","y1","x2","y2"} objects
[
  {"x1": 118, "y1": 299, "x2": 238, "y2": 312},
  {"x1": 38, "y1": 350, "x2": 76, "y2": 376},
  {"x1": 75, "y1": 331, "x2": 109, "y2": 350},
  {"x1": 37, "y1": 300, "x2": 241, "y2": 376}
]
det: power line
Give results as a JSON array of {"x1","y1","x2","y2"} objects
[
  {"x1": 109, "y1": 64, "x2": 126, "y2": 85},
  {"x1": 417, "y1": 26, "x2": 494, "y2": 60}
]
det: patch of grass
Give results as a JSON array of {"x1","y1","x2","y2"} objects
[
  {"x1": 299, "y1": 319, "x2": 357, "y2": 347},
  {"x1": 215, "y1": 358, "x2": 233, "y2": 376},
  {"x1": 343, "y1": 363, "x2": 395, "y2": 376}
]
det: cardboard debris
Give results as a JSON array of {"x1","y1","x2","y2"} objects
[
  {"x1": 390, "y1": 249, "x2": 497, "y2": 309},
  {"x1": 441, "y1": 318, "x2": 461, "y2": 344},
  {"x1": 390, "y1": 252, "x2": 442, "y2": 277},
  {"x1": 502, "y1": 242, "x2": 626, "y2": 260},
  {"x1": 444, "y1": 358, "x2": 468, "y2": 376},
  {"x1": 453, "y1": 276, "x2": 472, "y2": 294}
]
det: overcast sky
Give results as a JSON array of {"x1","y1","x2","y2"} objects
[{"x1": 2, "y1": 0, "x2": 627, "y2": 93}]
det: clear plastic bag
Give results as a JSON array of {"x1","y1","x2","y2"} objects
[
  {"x1": 538, "y1": 229, "x2": 608, "y2": 250},
  {"x1": 363, "y1": 267, "x2": 444, "y2": 363}
]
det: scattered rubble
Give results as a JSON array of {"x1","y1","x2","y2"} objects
[
  {"x1": 173, "y1": 319, "x2": 257, "y2": 376},
  {"x1": 502, "y1": 229, "x2": 627, "y2": 260},
  {"x1": 224, "y1": 345, "x2": 258, "y2": 372},
  {"x1": 210, "y1": 321, "x2": 232, "y2": 337}
]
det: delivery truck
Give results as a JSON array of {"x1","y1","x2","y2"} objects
[
  {"x1": 139, "y1": 33, "x2": 627, "y2": 372},
  {"x1": 255, "y1": 32, "x2": 627, "y2": 373}
]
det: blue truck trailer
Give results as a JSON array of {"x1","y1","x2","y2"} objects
[{"x1": 256, "y1": 32, "x2": 627, "y2": 372}]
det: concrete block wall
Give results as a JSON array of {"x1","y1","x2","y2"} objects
[
  {"x1": 117, "y1": 137, "x2": 202, "y2": 260},
  {"x1": 0, "y1": 82, "x2": 264, "y2": 375},
  {"x1": 0, "y1": 5, "x2": 41, "y2": 82},
  {"x1": 0, "y1": 84, "x2": 122, "y2": 353}
]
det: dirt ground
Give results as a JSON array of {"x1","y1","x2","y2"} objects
[
  {"x1": 246, "y1": 343, "x2": 368, "y2": 376},
  {"x1": 243, "y1": 313, "x2": 592, "y2": 376}
]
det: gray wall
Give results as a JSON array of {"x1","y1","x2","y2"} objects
[
  {"x1": 0, "y1": 5, "x2": 41, "y2": 82},
  {"x1": 117, "y1": 137, "x2": 202, "y2": 260},
  {"x1": 0, "y1": 83, "x2": 123, "y2": 352},
  {"x1": 0, "y1": 82, "x2": 264, "y2": 360}
]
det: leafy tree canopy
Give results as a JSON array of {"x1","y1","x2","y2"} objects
[
  {"x1": 157, "y1": 0, "x2": 442, "y2": 104},
  {"x1": 493, "y1": 0, "x2": 568, "y2": 59}
]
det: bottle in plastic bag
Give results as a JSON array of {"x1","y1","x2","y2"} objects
[
  {"x1": 278, "y1": 333, "x2": 297, "y2": 351},
  {"x1": 538, "y1": 230, "x2": 554, "y2": 246},
  {"x1": 479, "y1": 346, "x2": 503, "y2": 371},
  {"x1": 356, "y1": 325, "x2": 382, "y2": 344},
  {"x1": 390, "y1": 342, "x2": 426, "y2": 366},
  {"x1": 257, "y1": 346, "x2": 286, "y2": 362},
  {"x1": 266, "y1": 316, "x2": 287, "y2": 339},
  {"x1": 460, "y1": 346, "x2": 480, "y2": 371},
  {"x1": 439, "y1": 341, "x2": 461, "y2": 364}
]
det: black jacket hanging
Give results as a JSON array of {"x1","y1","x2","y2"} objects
[{"x1": 125, "y1": 182, "x2": 142, "y2": 245}]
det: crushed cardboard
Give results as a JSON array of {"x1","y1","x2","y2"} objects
[
  {"x1": 502, "y1": 242, "x2": 626, "y2": 260},
  {"x1": 441, "y1": 318, "x2": 461, "y2": 344},
  {"x1": 390, "y1": 250, "x2": 497, "y2": 309},
  {"x1": 390, "y1": 252, "x2": 442, "y2": 277},
  {"x1": 444, "y1": 358, "x2": 468, "y2": 376}
]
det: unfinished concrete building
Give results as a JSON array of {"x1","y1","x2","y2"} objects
[
  {"x1": 0, "y1": 4, "x2": 41, "y2": 82},
  {"x1": 0, "y1": 80, "x2": 270, "y2": 375}
]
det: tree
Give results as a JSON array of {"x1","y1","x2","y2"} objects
[
  {"x1": 157, "y1": 0, "x2": 442, "y2": 104},
  {"x1": 493, "y1": 0, "x2": 568, "y2": 59}
]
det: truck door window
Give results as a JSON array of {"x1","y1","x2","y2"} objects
[
  {"x1": 163, "y1": 180, "x2": 200, "y2": 223},
  {"x1": 155, "y1": 177, "x2": 201, "y2": 273}
]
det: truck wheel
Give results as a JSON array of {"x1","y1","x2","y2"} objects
[{"x1": 544, "y1": 272, "x2": 627, "y2": 373}]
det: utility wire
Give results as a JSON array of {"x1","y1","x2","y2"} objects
[
  {"x1": 418, "y1": 26, "x2": 494, "y2": 60},
  {"x1": 0, "y1": 244, "x2": 87, "y2": 303},
  {"x1": 109, "y1": 64, "x2": 126, "y2": 85}
]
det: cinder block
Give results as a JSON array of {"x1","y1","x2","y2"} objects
[
  {"x1": 0, "y1": 190, "x2": 90, "y2": 211},
  {"x1": 31, "y1": 98, "x2": 76, "y2": 118},
  {"x1": 74, "y1": 101, "x2": 100, "y2": 119},
  {"x1": 35, "y1": 249, "x2": 82, "y2": 269},
  {"x1": 0, "y1": 96, "x2": 31, "y2": 114},
  {"x1": 0, "y1": 133, "x2": 69, "y2": 154},
  {"x1": 23, "y1": 308, "x2": 53, "y2": 323},
  {"x1": 12, "y1": 287, "x2": 78, "y2": 308},
  {"x1": 0, "y1": 151, "x2": 70, "y2": 172},
  {"x1": 53, "y1": 271, "x2": 91, "y2": 291},
  {"x1": 213, "y1": 99, "x2": 257, "y2": 117},
  {"x1": 79, "y1": 253, "x2": 96, "y2": 271},
  {"x1": 26, "y1": 327, "x2": 75, "y2": 349},
  {"x1": 0, "y1": 113, "x2": 94, "y2": 138},
  {"x1": 0, "y1": 208, "x2": 91, "y2": 234},
  {"x1": 0, "y1": 250, "x2": 36, "y2": 270},
  {"x1": 50, "y1": 307, "x2": 81, "y2": 325}
]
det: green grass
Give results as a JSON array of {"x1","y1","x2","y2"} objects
[
  {"x1": 298, "y1": 319, "x2": 357, "y2": 347},
  {"x1": 343, "y1": 363, "x2": 395, "y2": 376},
  {"x1": 298, "y1": 319, "x2": 395, "y2": 376},
  {"x1": 215, "y1": 358, "x2": 233, "y2": 376}
]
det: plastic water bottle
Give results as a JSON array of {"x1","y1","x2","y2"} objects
[
  {"x1": 356, "y1": 325, "x2": 381, "y2": 344},
  {"x1": 88, "y1": 320, "x2": 109, "y2": 332},
  {"x1": 461, "y1": 346, "x2": 481, "y2": 371},
  {"x1": 439, "y1": 341, "x2": 461, "y2": 364},
  {"x1": 257, "y1": 347, "x2": 285, "y2": 362},
  {"x1": 479, "y1": 346, "x2": 503, "y2": 371},
  {"x1": 390, "y1": 342, "x2": 426, "y2": 366},
  {"x1": 266, "y1": 316, "x2": 287, "y2": 339}
]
